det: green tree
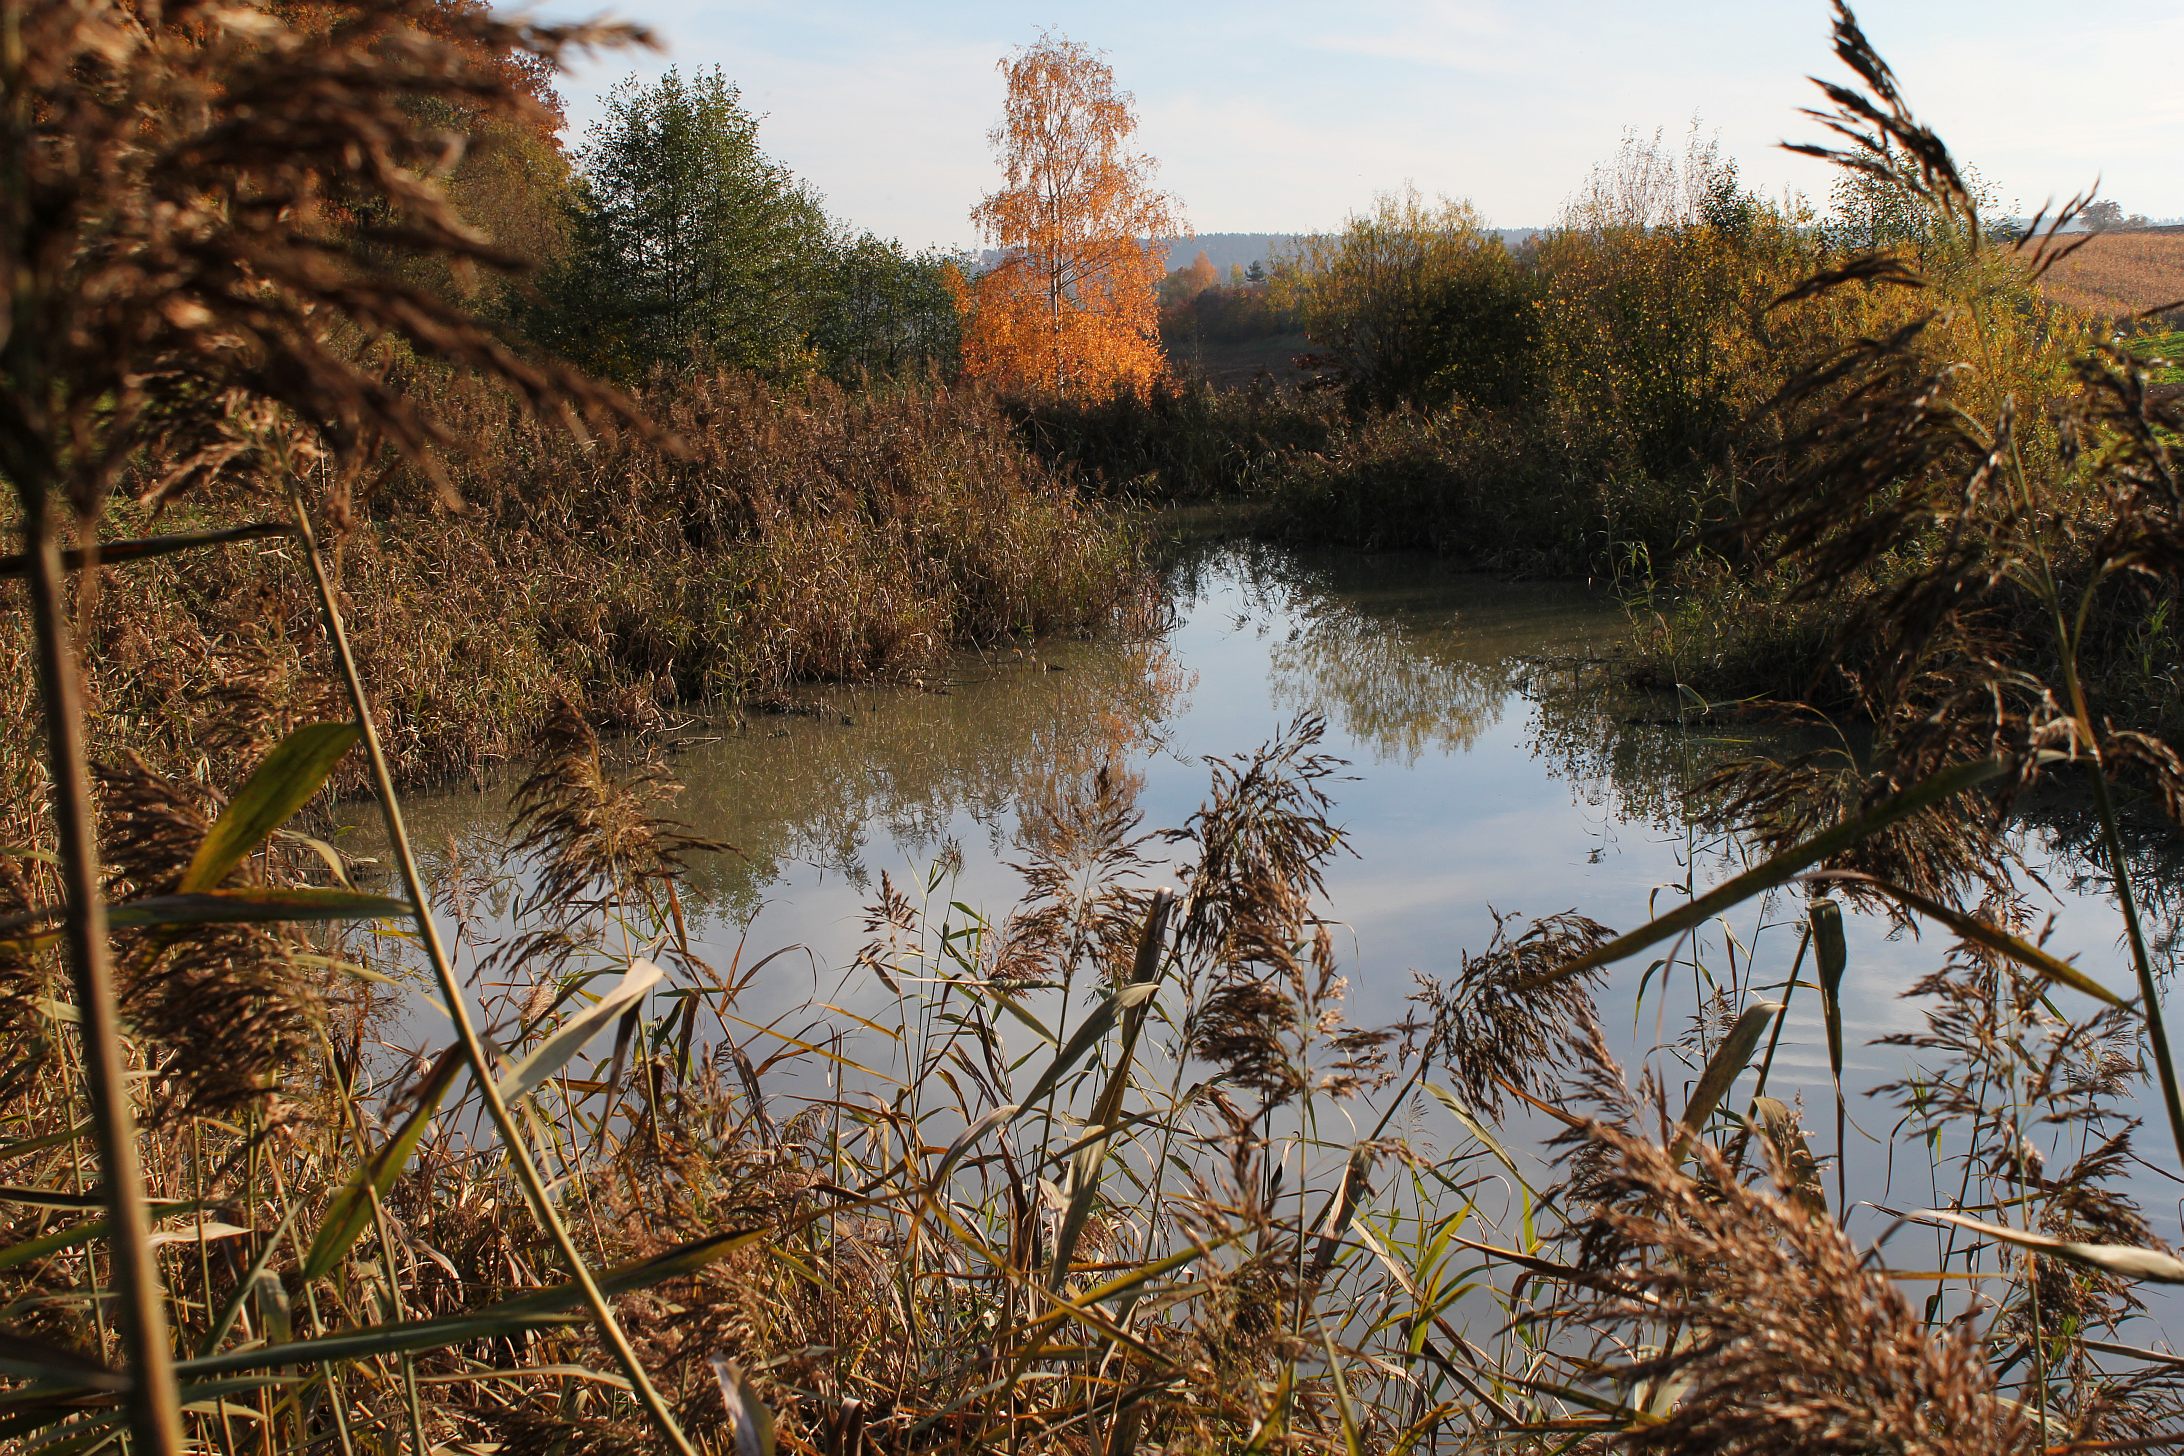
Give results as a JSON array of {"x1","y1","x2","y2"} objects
[
  {"x1": 811, "y1": 232, "x2": 963, "y2": 381},
  {"x1": 546, "y1": 67, "x2": 828, "y2": 378},
  {"x1": 1822, "y1": 152, "x2": 2009, "y2": 253},
  {"x1": 1274, "y1": 190, "x2": 1541, "y2": 413}
]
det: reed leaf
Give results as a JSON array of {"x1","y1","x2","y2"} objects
[
  {"x1": 1910, "y1": 1210, "x2": 2184, "y2": 1284},
  {"x1": 178, "y1": 1227, "x2": 771, "y2": 1382},
  {"x1": 1048, "y1": 891, "x2": 1173, "y2": 1288},
  {"x1": 494, "y1": 958, "x2": 664, "y2": 1107},
  {"x1": 1850, "y1": 875, "x2": 2128, "y2": 1008},
  {"x1": 1535, "y1": 758, "x2": 2009, "y2": 987},
  {"x1": 0, "y1": 889, "x2": 414, "y2": 955},
  {"x1": 1810, "y1": 898, "x2": 1849, "y2": 1084},
  {"x1": 709, "y1": 1355, "x2": 778, "y2": 1456},
  {"x1": 179, "y1": 723, "x2": 360, "y2": 893},
  {"x1": 301, "y1": 1047, "x2": 464, "y2": 1282},
  {"x1": 1669, "y1": 1000, "x2": 1780, "y2": 1165}
]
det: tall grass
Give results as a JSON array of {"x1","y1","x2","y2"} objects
[
  {"x1": 6, "y1": 4, "x2": 2184, "y2": 1454},
  {"x1": 0, "y1": 370, "x2": 1142, "y2": 819}
]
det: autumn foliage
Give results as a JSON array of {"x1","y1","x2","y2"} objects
[{"x1": 958, "y1": 34, "x2": 1178, "y2": 400}]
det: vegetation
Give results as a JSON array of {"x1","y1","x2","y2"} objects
[
  {"x1": 7, "y1": 2, "x2": 2184, "y2": 1455},
  {"x1": 1156, "y1": 271, "x2": 1303, "y2": 389},
  {"x1": 2129, "y1": 328, "x2": 2184, "y2": 383},
  {"x1": 956, "y1": 33, "x2": 1178, "y2": 400},
  {"x1": 1272, "y1": 189, "x2": 1542, "y2": 413},
  {"x1": 537, "y1": 68, "x2": 961, "y2": 384},
  {"x1": 1, "y1": 373, "x2": 1139, "y2": 808},
  {"x1": 2027, "y1": 226, "x2": 2184, "y2": 327}
]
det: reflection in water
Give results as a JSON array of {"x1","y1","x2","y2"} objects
[
  {"x1": 2017, "y1": 794, "x2": 2184, "y2": 986},
  {"x1": 360, "y1": 537, "x2": 2181, "y2": 1225},
  {"x1": 665, "y1": 633, "x2": 1192, "y2": 916},
  {"x1": 378, "y1": 632, "x2": 1192, "y2": 926},
  {"x1": 1529, "y1": 661, "x2": 2184, "y2": 978},
  {"x1": 1188, "y1": 540, "x2": 1610, "y2": 767}
]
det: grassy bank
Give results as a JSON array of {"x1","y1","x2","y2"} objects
[{"x1": 0, "y1": 372, "x2": 1141, "y2": 819}]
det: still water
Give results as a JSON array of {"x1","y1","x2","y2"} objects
[{"x1": 360, "y1": 538, "x2": 2184, "y2": 1242}]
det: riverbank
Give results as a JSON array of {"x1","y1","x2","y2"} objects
[{"x1": 0, "y1": 373, "x2": 1144, "y2": 829}]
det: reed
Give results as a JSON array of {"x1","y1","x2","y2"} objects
[{"x1": 5, "y1": 4, "x2": 2184, "y2": 1454}]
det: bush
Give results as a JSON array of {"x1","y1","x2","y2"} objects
[
  {"x1": 1272, "y1": 190, "x2": 1542, "y2": 414},
  {"x1": 1010, "y1": 379, "x2": 1340, "y2": 501}
]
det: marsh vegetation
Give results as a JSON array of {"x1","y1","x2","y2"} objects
[{"x1": 4, "y1": 3, "x2": 2184, "y2": 1454}]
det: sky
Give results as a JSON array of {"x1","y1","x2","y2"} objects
[{"x1": 529, "y1": 0, "x2": 2184, "y2": 252}]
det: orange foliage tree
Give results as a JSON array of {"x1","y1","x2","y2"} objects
[{"x1": 959, "y1": 33, "x2": 1179, "y2": 399}]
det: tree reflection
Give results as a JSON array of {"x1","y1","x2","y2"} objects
[
  {"x1": 1192, "y1": 540, "x2": 1610, "y2": 767},
  {"x1": 369, "y1": 633, "x2": 1193, "y2": 925}
]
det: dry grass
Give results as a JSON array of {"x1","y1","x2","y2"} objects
[
  {"x1": 0, "y1": 372, "x2": 1143, "y2": 822},
  {"x1": 2029, "y1": 227, "x2": 2184, "y2": 325},
  {"x1": 6, "y1": 4, "x2": 2184, "y2": 1454}
]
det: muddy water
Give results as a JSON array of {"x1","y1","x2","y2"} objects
[{"x1": 355, "y1": 537, "x2": 2184, "y2": 1249}]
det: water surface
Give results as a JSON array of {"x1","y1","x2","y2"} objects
[{"x1": 361, "y1": 538, "x2": 2184, "y2": 1256}]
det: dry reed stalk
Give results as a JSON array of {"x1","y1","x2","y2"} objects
[{"x1": 286, "y1": 487, "x2": 700, "y2": 1456}]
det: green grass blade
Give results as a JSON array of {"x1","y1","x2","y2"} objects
[
  {"x1": 1426, "y1": 1082, "x2": 1540, "y2": 1199},
  {"x1": 180, "y1": 723, "x2": 360, "y2": 893},
  {"x1": 301, "y1": 1047, "x2": 464, "y2": 1282},
  {"x1": 178, "y1": 1227, "x2": 770, "y2": 1381},
  {"x1": 1533, "y1": 758, "x2": 2009, "y2": 988},
  {"x1": 1811, "y1": 898, "x2": 1848, "y2": 1083}
]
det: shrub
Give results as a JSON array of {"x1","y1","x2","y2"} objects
[
  {"x1": 1273, "y1": 189, "x2": 1542, "y2": 414},
  {"x1": 0, "y1": 372, "x2": 1142, "y2": 812}
]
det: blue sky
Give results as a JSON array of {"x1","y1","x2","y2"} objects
[{"x1": 532, "y1": 1, "x2": 2184, "y2": 250}]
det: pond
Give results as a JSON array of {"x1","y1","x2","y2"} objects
[{"x1": 354, "y1": 535, "x2": 2184, "y2": 1283}]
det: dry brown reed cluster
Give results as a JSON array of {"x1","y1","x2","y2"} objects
[
  {"x1": 0, "y1": 363, "x2": 1144, "y2": 830},
  {"x1": 6, "y1": 2, "x2": 2184, "y2": 1454}
]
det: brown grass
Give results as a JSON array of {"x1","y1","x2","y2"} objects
[
  {"x1": 0, "y1": 371, "x2": 1143, "y2": 825},
  {"x1": 2029, "y1": 226, "x2": 2184, "y2": 324}
]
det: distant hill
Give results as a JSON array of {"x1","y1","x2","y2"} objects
[
  {"x1": 1157, "y1": 230, "x2": 1542, "y2": 273},
  {"x1": 976, "y1": 228, "x2": 1544, "y2": 277},
  {"x1": 1154, "y1": 233, "x2": 1297, "y2": 274}
]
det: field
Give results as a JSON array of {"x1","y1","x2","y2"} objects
[
  {"x1": 1160, "y1": 328, "x2": 1313, "y2": 388},
  {"x1": 2030, "y1": 226, "x2": 2184, "y2": 323},
  {"x1": 2128, "y1": 326, "x2": 2184, "y2": 383}
]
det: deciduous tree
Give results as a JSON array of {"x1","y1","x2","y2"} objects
[
  {"x1": 1275, "y1": 190, "x2": 1540, "y2": 412},
  {"x1": 959, "y1": 34, "x2": 1178, "y2": 400},
  {"x1": 1158, "y1": 248, "x2": 1219, "y2": 310},
  {"x1": 812, "y1": 231, "x2": 963, "y2": 381}
]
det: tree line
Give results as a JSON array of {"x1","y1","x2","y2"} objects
[{"x1": 474, "y1": 66, "x2": 965, "y2": 384}]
